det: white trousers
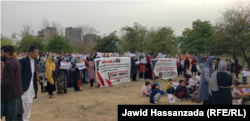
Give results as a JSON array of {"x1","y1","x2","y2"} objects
[{"x1": 22, "y1": 103, "x2": 32, "y2": 121}]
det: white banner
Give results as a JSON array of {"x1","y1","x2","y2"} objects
[
  {"x1": 72, "y1": 54, "x2": 77, "y2": 58},
  {"x1": 76, "y1": 62, "x2": 86, "y2": 70},
  {"x1": 95, "y1": 57, "x2": 131, "y2": 87},
  {"x1": 141, "y1": 57, "x2": 147, "y2": 64},
  {"x1": 151, "y1": 58, "x2": 177, "y2": 79},
  {"x1": 60, "y1": 62, "x2": 71, "y2": 69},
  {"x1": 124, "y1": 52, "x2": 130, "y2": 57}
]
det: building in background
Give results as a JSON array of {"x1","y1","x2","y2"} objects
[
  {"x1": 38, "y1": 27, "x2": 57, "y2": 42},
  {"x1": 65, "y1": 27, "x2": 83, "y2": 48}
]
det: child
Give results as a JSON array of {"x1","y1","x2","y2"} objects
[
  {"x1": 192, "y1": 86, "x2": 202, "y2": 103},
  {"x1": 184, "y1": 67, "x2": 190, "y2": 78},
  {"x1": 173, "y1": 80, "x2": 179, "y2": 90},
  {"x1": 233, "y1": 77, "x2": 240, "y2": 85},
  {"x1": 232, "y1": 81, "x2": 249, "y2": 104},
  {"x1": 195, "y1": 72, "x2": 201, "y2": 87},
  {"x1": 188, "y1": 86, "x2": 196, "y2": 99},
  {"x1": 165, "y1": 79, "x2": 175, "y2": 94},
  {"x1": 150, "y1": 84, "x2": 168, "y2": 104},
  {"x1": 175, "y1": 80, "x2": 189, "y2": 101},
  {"x1": 242, "y1": 67, "x2": 249, "y2": 84},
  {"x1": 185, "y1": 75, "x2": 191, "y2": 89},
  {"x1": 189, "y1": 77, "x2": 196, "y2": 87},
  {"x1": 153, "y1": 76, "x2": 160, "y2": 89},
  {"x1": 227, "y1": 68, "x2": 231, "y2": 73},
  {"x1": 141, "y1": 82, "x2": 151, "y2": 97},
  {"x1": 242, "y1": 83, "x2": 250, "y2": 101}
]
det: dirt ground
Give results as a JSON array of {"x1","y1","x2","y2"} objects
[{"x1": 2, "y1": 74, "x2": 249, "y2": 121}]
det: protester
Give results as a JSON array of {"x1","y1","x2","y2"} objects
[
  {"x1": 139, "y1": 55, "x2": 146, "y2": 81},
  {"x1": 215, "y1": 56, "x2": 220, "y2": 71},
  {"x1": 131, "y1": 56, "x2": 138, "y2": 81},
  {"x1": 191, "y1": 57, "x2": 197, "y2": 76},
  {"x1": 88, "y1": 61, "x2": 96, "y2": 89},
  {"x1": 188, "y1": 86, "x2": 196, "y2": 99},
  {"x1": 150, "y1": 84, "x2": 168, "y2": 104},
  {"x1": 45, "y1": 55, "x2": 56, "y2": 98},
  {"x1": 153, "y1": 76, "x2": 160, "y2": 88},
  {"x1": 165, "y1": 79, "x2": 175, "y2": 94},
  {"x1": 83, "y1": 59, "x2": 89, "y2": 84},
  {"x1": 144, "y1": 55, "x2": 153, "y2": 80},
  {"x1": 192, "y1": 86, "x2": 202, "y2": 103},
  {"x1": 175, "y1": 80, "x2": 189, "y2": 101},
  {"x1": 38, "y1": 57, "x2": 47, "y2": 93},
  {"x1": 230, "y1": 60, "x2": 235, "y2": 80},
  {"x1": 184, "y1": 66, "x2": 190, "y2": 78},
  {"x1": 209, "y1": 61, "x2": 232, "y2": 105},
  {"x1": 232, "y1": 81, "x2": 250, "y2": 105},
  {"x1": 242, "y1": 67, "x2": 249, "y2": 84},
  {"x1": 199, "y1": 56, "x2": 216, "y2": 105},
  {"x1": 242, "y1": 83, "x2": 250, "y2": 101},
  {"x1": 1, "y1": 46, "x2": 7, "y2": 63},
  {"x1": 141, "y1": 82, "x2": 151, "y2": 97},
  {"x1": 177, "y1": 58, "x2": 183, "y2": 76},
  {"x1": 19, "y1": 46, "x2": 39, "y2": 121},
  {"x1": 71, "y1": 55, "x2": 82, "y2": 92},
  {"x1": 1, "y1": 61, "x2": 4, "y2": 81},
  {"x1": 1, "y1": 45, "x2": 24, "y2": 121},
  {"x1": 235, "y1": 59, "x2": 240, "y2": 78},
  {"x1": 183, "y1": 57, "x2": 190, "y2": 76},
  {"x1": 56, "y1": 57, "x2": 67, "y2": 94}
]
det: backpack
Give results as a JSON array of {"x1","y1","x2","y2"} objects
[{"x1": 192, "y1": 91, "x2": 202, "y2": 103}]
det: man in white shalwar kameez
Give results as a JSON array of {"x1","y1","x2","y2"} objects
[{"x1": 19, "y1": 46, "x2": 39, "y2": 121}]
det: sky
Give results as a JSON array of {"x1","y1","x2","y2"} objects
[{"x1": 1, "y1": 1, "x2": 250, "y2": 39}]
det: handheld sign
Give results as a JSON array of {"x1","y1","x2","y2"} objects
[
  {"x1": 76, "y1": 62, "x2": 86, "y2": 70},
  {"x1": 60, "y1": 62, "x2": 71, "y2": 69},
  {"x1": 158, "y1": 53, "x2": 162, "y2": 58},
  {"x1": 141, "y1": 57, "x2": 147, "y2": 64},
  {"x1": 173, "y1": 82, "x2": 179, "y2": 90},
  {"x1": 168, "y1": 94, "x2": 175, "y2": 103},
  {"x1": 235, "y1": 99, "x2": 242, "y2": 105}
]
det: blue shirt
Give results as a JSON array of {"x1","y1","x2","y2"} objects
[
  {"x1": 150, "y1": 89, "x2": 167, "y2": 104},
  {"x1": 153, "y1": 81, "x2": 160, "y2": 88}
]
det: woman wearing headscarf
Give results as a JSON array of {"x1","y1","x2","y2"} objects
[
  {"x1": 209, "y1": 61, "x2": 232, "y2": 105},
  {"x1": 191, "y1": 57, "x2": 197, "y2": 76},
  {"x1": 45, "y1": 55, "x2": 56, "y2": 98},
  {"x1": 177, "y1": 58, "x2": 183, "y2": 76},
  {"x1": 183, "y1": 57, "x2": 190, "y2": 76},
  {"x1": 56, "y1": 57, "x2": 67, "y2": 94},
  {"x1": 234, "y1": 59, "x2": 240, "y2": 78},
  {"x1": 144, "y1": 55, "x2": 153, "y2": 80},
  {"x1": 88, "y1": 61, "x2": 96, "y2": 89},
  {"x1": 230, "y1": 60, "x2": 235, "y2": 80},
  {"x1": 71, "y1": 55, "x2": 82, "y2": 92},
  {"x1": 131, "y1": 56, "x2": 138, "y2": 81},
  {"x1": 89, "y1": 55, "x2": 94, "y2": 62},
  {"x1": 38, "y1": 56, "x2": 47, "y2": 93},
  {"x1": 139, "y1": 55, "x2": 146, "y2": 81},
  {"x1": 198, "y1": 56, "x2": 216, "y2": 105}
]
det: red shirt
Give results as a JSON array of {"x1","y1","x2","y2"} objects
[{"x1": 83, "y1": 60, "x2": 89, "y2": 71}]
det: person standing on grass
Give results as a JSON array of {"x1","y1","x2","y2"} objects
[
  {"x1": 1, "y1": 45, "x2": 24, "y2": 121},
  {"x1": 45, "y1": 55, "x2": 56, "y2": 98},
  {"x1": 19, "y1": 46, "x2": 39, "y2": 121},
  {"x1": 139, "y1": 55, "x2": 146, "y2": 81},
  {"x1": 191, "y1": 57, "x2": 197, "y2": 76},
  {"x1": 230, "y1": 60, "x2": 235, "y2": 80},
  {"x1": 145, "y1": 55, "x2": 153, "y2": 80},
  {"x1": 198, "y1": 56, "x2": 216, "y2": 105},
  {"x1": 88, "y1": 61, "x2": 96, "y2": 89},
  {"x1": 234, "y1": 59, "x2": 240, "y2": 78}
]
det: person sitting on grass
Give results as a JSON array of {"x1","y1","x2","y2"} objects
[
  {"x1": 232, "y1": 81, "x2": 250, "y2": 105},
  {"x1": 175, "y1": 80, "x2": 189, "y2": 101},
  {"x1": 141, "y1": 82, "x2": 151, "y2": 97},
  {"x1": 165, "y1": 79, "x2": 175, "y2": 94},
  {"x1": 192, "y1": 86, "x2": 202, "y2": 103},
  {"x1": 227, "y1": 68, "x2": 231, "y2": 73},
  {"x1": 187, "y1": 86, "x2": 196, "y2": 99},
  {"x1": 195, "y1": 72, "x2": 201, "y2": 87},
  {"x1": 150, "y1": 84, "x2": 168, "y2": 104},
  {"x1": 242, "y1": 83, "x2": 250, "y2": 101},
  {"x1": 184, "y1": 67, "x2": 190, "y2": 78},
  {"x1": 184, "y1": 75, "x2": 191, "y2": 89},
  {"x1": 233, "y1": 77, "x2": 240, "y2": 85}
]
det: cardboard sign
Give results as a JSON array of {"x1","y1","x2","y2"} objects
[
  {"x1": 60, "y1": 62, "x2": 71, "y2": 69},
  {"x1": 80, "y1": 55, "x2": 87, "y2": 60},
  {"x1": 168, "y1": 94, "x2": 175, "y2": 103},
  {"x1": 141, "y1": 57, "x2": 147, "y2": 64},
  {"x1": 76, "y1": 62, "x2": 86, "y2": 70},
  {"x1": 235, "y1": 99, "x2": 242, "y2": 105}
]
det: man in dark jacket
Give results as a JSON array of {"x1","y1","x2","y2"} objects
[
  {"x1": 19, "y1": 46, "x2": 39, "y2": 121},
  {"x1": 1, "y1": 45, "x2": 24, "y2": 121}
]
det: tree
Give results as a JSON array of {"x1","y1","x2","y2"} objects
[
  {"x1": 120, "y1": 22, "x2": 147, "y2": 53},
  {"x1": 45, "y1": 34, "x2": 75, "y2": 53},
  {"x1": 20, "y1": 23, "x2": 34, "y2": 38},
  {"x1": 144, "y1": 27, "x2": 177, "y2": 57},
  {"x1": 92, "y1": 31, "x2": 120, "y2": 52},
  {"x1": 41, "y1": 18, "x2": 50, "y2": 29},
  {"x1": 179, "y1": 19, "x2": 215, "y2": 55},
  {"x1": 212, "y1": 5, "x2": 250, "y2": 68},
  {"x1": 51, "y1": 21, "x2": 64, "y2": 36},
  {"x1": 1, "y1": 35, "x2": 13, "y2": 47},
  {"x1": 76, "y1": 25, "x2": 100, "y2": 53},
  {"x1": 19, "y1": 35, "x2": 45, "y2": 52}
]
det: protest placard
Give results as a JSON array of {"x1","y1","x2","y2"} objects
[
  {"x1": 76, "y1": 62, "x2": 86, "y2": 70},
  {"x1": 135, "y1": 61, "x2": 140, "y2": 65},
  {"x1": 158, "y1": 53, "x2": 162, "y2": 57},
  {"x1": 168, "y1": 94, "x2": 175, "y2": 103},
  {"x1": 60, "y1": 62, "x2": 71, "y2": 69},
  {"x1": 114, "y1": 52, "x2": 119, "y2": 57},
  {"x1": 141, "y1": 57, "x2": 147, "y2": 64}
]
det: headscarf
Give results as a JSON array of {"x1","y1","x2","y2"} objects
[
  {"x1": 184, "y1": 57, "x2": 190, "y2": 66},
  {"x1": 45, "y1": 55, "x2": 56, "y2": 85},
  {"x1": 146, "y1": 55, "x2": 151, "y2": 63},
  {"x1": 71, "y1": 57, "x2": 76, "y2": 64},
  {"x1": 209, "y1": 61, "x2": 228, "y2": 97},
  {"x1": 204, "y1": 56, "x2": 215, "y2": 74},
  {"x1": 231, "y1": 60, "x2": 235, "y2": 64},
  {"x1": 89, "y1": 55, "x2": 94, "y2": 62},
  {"x1": 192, "y1": 57, "x2": 197, "y2": 64}
]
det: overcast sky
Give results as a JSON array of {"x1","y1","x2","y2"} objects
[{"x1": 1, "y1": 1, "x2": 250, "y2": 38}]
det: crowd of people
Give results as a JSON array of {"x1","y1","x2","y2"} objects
[{"x1": 1, "y1": 45, "x2": 250, "y2": 121}]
